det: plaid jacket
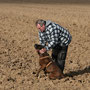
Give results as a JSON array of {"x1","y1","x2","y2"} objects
[{"x1": 38, "y1": 20, "x2": 72, "y2": 50}]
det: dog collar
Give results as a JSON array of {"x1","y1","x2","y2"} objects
[{"x1": 39, "y1": 56, "x2": 50, "y2": 60}]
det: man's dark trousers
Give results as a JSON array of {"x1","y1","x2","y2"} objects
[{"x1": 52, "y1": 44, "x2": 68, "y2": 72}]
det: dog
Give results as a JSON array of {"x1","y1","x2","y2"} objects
[{"x1": 34, "y1": 44, "x2": 64, "y2": 80}]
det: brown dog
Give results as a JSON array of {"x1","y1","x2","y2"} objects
[{"x1": 34, "y1": 44, "x2": 64, "y2": 80}]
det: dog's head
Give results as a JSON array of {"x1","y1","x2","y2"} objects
[
  {"x1": 34, "y1": 44, "x2": 44, "y2": 50},
  {"x1": 34, "y1": 44, "x2": 49, "y2": 56}
]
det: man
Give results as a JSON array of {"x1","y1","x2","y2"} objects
[{"x1": 35, "y1": 19, "x2": 72, "y2": 73}]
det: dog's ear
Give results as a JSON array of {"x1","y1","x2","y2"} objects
[
  {"x1": 34, "y1": 44, "x2": 43, "y2": 49},
  {"x1": 34, "y1": 44, "x2": 38, "y2": 49}
]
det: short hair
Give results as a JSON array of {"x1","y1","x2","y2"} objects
[{"x1": 35, "y1": 19, "x2": 46, "y2": 27}]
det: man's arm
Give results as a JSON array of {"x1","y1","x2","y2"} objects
[
  {"x1": 45, "y1": 29, "x2": 59, "y2": 50},
  {"x1": 39, "y1": 32, "x2": 46, "y2": 46}
]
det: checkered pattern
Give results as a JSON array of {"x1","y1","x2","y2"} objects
[{"x1": 38, "y1": 22, "x2": 72, "y2": 50}]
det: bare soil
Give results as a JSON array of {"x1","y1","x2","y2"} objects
[{"x1": 0, "y1": 3, "x2": 90, "y2": 90}]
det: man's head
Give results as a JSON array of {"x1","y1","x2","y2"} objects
[{"x1": 36, "y1": 19, "x2": 46, "y2": 32}]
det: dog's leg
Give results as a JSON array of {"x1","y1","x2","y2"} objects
[
  {"x1": 49, "y1": 72, "x2": 64, "y2": 80},
  {"x1": 36, "y1": 67, "x2": 42, "y2": 77},
  {"x1": 36, "y1": 65, "x2": 46, "y2": 77},
  {"x1": 60, "y1": 73, "x2": 65, "y2": 78},
  {"x1": 49, "y1": 73, "x2": 56, "y2": 80}
]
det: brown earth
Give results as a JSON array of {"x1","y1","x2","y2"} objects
[{"x1": 0, "y1": 3, "x2": 90, "y2": 90}]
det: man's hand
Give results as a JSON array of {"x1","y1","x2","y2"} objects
[{"x1": 39, "y1": 48, "x2": 47, "y2": 54}]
